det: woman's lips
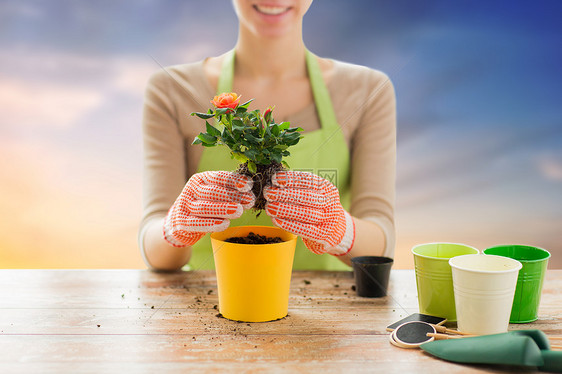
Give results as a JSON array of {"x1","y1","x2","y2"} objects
[{"x1": 253, "y1": 4, "x2": 291, "y2": 16}]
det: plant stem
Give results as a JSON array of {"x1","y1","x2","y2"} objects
[{"x1": 237, "y1": 161, "x2": 284, "y2": 213}]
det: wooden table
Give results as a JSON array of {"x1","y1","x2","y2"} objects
[{"x1": 0, "y1": 270, "x2": 560, "y2": 373}]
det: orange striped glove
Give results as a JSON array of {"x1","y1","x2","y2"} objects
[
  {"x1": 264, "y1": 171, "x2": 355, "y2": 256},
  {"x1": 164, "y1": 171, "x2": 255, "y2": 247}
]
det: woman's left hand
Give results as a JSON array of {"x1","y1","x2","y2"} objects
[{"x1": 264, "y1": 170, "x2": 355, "y2": 256}]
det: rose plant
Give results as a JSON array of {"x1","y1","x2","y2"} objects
[{"x1": 191, "y1": 92, "x2": 303, "y2": 211}]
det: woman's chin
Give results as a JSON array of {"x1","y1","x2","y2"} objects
[{"x1": 255, "y1": 25, "x2": 295, "y2": 38}]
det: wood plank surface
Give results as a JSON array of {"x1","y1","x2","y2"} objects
[{"x1": 0, "y1": 269, "x2": 560, "y2": 373}]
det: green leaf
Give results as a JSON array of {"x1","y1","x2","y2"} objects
[
  {"x1": 256, "y1": 154, "x2": 271, "y2": 165},
  {"x1": 264, "y1": 124, "x2": 272, "y2": 137},
  {"x1": 271, "y1": 124, "x2": 280, "y2": 137},
  {"x1": 273, "y1": 144, "x2": 288, "y2": 150},
  {"x1": 239, "y1": 138, "x2": 252, "y2": 148},
  {"x1": 282, "y1": 161, "x2": 290, "y2": 169},
  {"x1": 197, "y1": 133, "x2": 217, "y2": 144},
  {"x1": 231, "y1": 152, "x2": 249, "y2": 163},
  {"x1": 285, "y1": 127, "x2": 304, "y2": 133},
  {"x1": 222, "y1": 139, "x2": 236, "y2": 149},
  {"x1": 215, "y1": 107, "x2": 231, "y2": 116},
  {"x1": 247, "y1": 112, "x2": 258, "y2": 122},
  {"x1": 240, "y1": 99, "x2": 254, "y2": 108},
  {"x1": 284, "y1": 136, "x2": 301, "y2": 146},
  {"x1": 232, "y1": 119, "x2": 246, "y2": 131},
  {"x1": 205, "y1": 121, "x2": 221, "y2": 137},
  {"x1": 191, "y1": 112, "x2": 215, "y2": 119},
  {"x1": 278, "y1": 122, "x2": 290, "y2": 131},
  {"x1": 284, "y1": 132, "x2": 301, "y2": 142},
  {"x1": 244, "y1": 148, "x2": 257, "y2": 160},
  {"x1": 222, "y1": 128, "x2": 237, "y2": 148},
  {"x1": 271, "y1": 152, "x2": 282, "y2": 163},
  {"x1": 244, "y1": 133, "x2": 263, "y2": 144},
  {"x1": 222, "y1": 126, "x2": 233, "y2": 140},
  {"x1": 247, "y1": 161, "x2": 257, "y2": 174},
  {"x1": 192, "y1": 137, "x2": 203, "y2": 145}
]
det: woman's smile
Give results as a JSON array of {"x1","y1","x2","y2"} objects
[
  {"x1": 253, "y1": 4, "x2": 291, "y2": 16},
  {"x1": 251, "y1": 3, "x2": 294, "y2": 23}
]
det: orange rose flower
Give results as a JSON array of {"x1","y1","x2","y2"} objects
[{"x1": 211, "y1": 92, "x2": 241, "y2": 110}]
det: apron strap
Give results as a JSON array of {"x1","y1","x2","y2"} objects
[
  {"x1": 305, "y1": 50, "x2": 339, "y2": 131},
  {"x1": 213, "y1": 49, "x2": 236, "y2": 130},
  {"x1": 217, "y1": 49, "x2": 235, "y2": 95}
]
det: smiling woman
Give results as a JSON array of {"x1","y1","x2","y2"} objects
[{"x1": 139, "y1": 0, "x2": 397, "y2": 272}]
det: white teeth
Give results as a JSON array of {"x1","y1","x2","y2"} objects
[{"x1": 255, "y1": 5, "x2": 289, "y2": 15}]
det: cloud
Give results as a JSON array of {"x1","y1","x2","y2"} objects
[
  {"x1": 0, "y1": 76, "x2": 103, "y2": 129},
  {"x1": 537, "y1": 153, "x2": 562, "y2": 181},
  {"x1": 0, "y1": 47, "x2": 161, "y2": 132},
  {"x1": 0, "y1": 2, "x2": 44, "y2": 20},
  {"x1": 1, "y1": 46, "x2": 158, "y2": 90},
  {"x1": 172, "y1": 42, "x2": 224, "y2": 65},
  {"x1": 112, "y1": 58, "x2": 162, "y2": 95}
]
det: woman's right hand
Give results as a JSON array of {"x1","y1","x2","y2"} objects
[{"x1": 163, "y1": 171, "x2": 255, "y2": 247}]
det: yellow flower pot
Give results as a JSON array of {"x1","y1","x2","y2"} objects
[{"x1": 210, "y1": 226, "x2": 297, "y2": 322}]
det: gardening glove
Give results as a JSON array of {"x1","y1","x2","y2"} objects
[
  {"x1": 264, "y1": 170, "x2": 355, "y2": 256},
  {"x1": 163, "y1": 171, "x2": 255, "y2": 247}
]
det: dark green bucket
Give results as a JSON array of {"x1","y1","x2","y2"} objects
[{"x1": 483, "y1": 245, "x2": 550, "y2": 323}]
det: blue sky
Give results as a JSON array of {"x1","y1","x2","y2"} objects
[{"x1": 1, "y1": 0, "x2": 561, "y2": 268}]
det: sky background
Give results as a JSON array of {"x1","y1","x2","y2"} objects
[{"x1": 1, "y1": 0, "x2": 561, "y2": 269}]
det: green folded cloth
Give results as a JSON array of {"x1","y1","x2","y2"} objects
[{"x1": 420, "y1": 330, "x2": 562, "y2": 372}]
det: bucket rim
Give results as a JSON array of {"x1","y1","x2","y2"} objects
[
  {"x1": 449, "y1": 254, "x2": 523, "y2": 274},
  {"x1": 483, "y1": 244, "x2": 551, "y2": 263},
  {"x1": 411, "y1": 242, "x2": 479, "y2": 261},
  {"x1": 210, "y1": 225, "x2": 297, "y2": 245}
]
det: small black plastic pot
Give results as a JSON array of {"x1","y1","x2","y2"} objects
[{"x1": 351, "y1": 256, "x2": 393, "y2": 298}]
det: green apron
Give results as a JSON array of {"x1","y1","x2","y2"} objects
[{"x1": 189, "y1": 49, "x2": 351, "y2": 271}]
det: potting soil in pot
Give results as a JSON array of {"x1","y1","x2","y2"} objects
[{"x1": 225, "y1": 232, "x2": 283, "y2": 244}]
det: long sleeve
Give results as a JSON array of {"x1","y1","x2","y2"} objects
[
  {"x1": 327, "y1": 62, "x2": 396, "y2": 258},
  {"x1": 349, "y1": 70, "x2": 396, "y2": 258},
  {"x1": 141, "y1": 69, "x2": 186, "y2": 229}
]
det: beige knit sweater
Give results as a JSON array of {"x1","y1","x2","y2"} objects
[{"x1": 140, "y1": 58, "x2": 397, "y2": 257}]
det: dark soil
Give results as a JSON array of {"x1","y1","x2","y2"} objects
[
  {"x1": 225, "y1": 232, "x2": 283, "y2": 244},
  {"x1": 237, "y1": 161, "x2": 284, "y2": 212}
]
